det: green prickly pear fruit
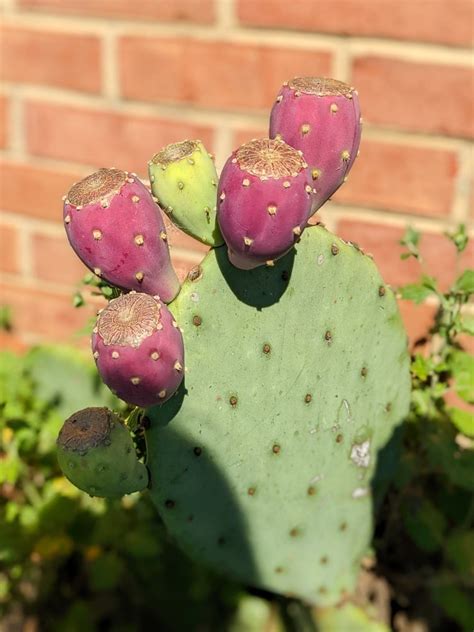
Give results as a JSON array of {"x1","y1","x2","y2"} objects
[
  {"x1": 57, "y1": 407, "x2": 148, "y2": 497},
  {"x1": 149, "y1": 140, "x2": 223, "y2": 247}
]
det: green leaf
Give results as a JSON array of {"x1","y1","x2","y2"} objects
[
  {"x1": 451, "y1": 350, "x2": 474, "y2": 404},
  {"x1": 445, "y1": 530, "x2": 474, "y2": 574},
  {"x1": 399, "y1": 227, "x2": 421, "y2": 261},
  {"x1": 73, "y1": 292, "x2": 85, "y2": 308},
  {"x1": 411, "y1": 354, "x2": 432, "y2": 381},
  {"x1": 425, "y1": 421, "x2": 474, "y2": 490},
  {"x1": 82, "y1": 273, "x2": 95, "y2": 285},
  {"x1": 453, "y1": 269, "x2": 474, "y2": 295},
  {"x1": 459, "y1": 314, "x2": 474, "y2": 335},
  {"x1": 431, "y1": 585, "x2": 474, "y2": 631},
  {"x1": 101, "y1": 285, "x2": 114, "y2": 298},
  {"x1": 0, "y1": 305, "x2": 13, "y2": 331},
  {"x1": 445, "y1": 223, "x2": 468, "y2": 254},
  {"x1": 402, "y1": 498, "x2": 447, "y2": 553},
  {"x1": 400, "y1": 283, "x2": 433, "y2": 304},
  {"x1": 400, "y1": 227, "x2": 420, "y2": 248},
  {"x1": 89, "y1": 552, "x2": 125, "y2": 591},
  {"x1": 449, "y1": 407, "x2": 474, "y2": 437}
]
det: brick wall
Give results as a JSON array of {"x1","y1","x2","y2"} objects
[{"x1": 0, "y1": 0, "x2": 473, "y2": 348}]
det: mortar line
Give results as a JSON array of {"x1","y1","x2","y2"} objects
[
  {"x1": 451, "y1": 144, "x2": 473, "y2": 223},
  {"x1": 332, "y1": 46, "x2": 351, "y2": 83},
  {"x1": 216, "y1": 0, "x2": 236, "y2": 29},
  {"x1": 101, "y1": 28, "x2": 119, "y2": 101},
  {"x1": 8, "y1": 93, "x2": 26, "y2": 159},
  {"x1": 213, "y1": 124, "x2": 234, "y2": 171}
]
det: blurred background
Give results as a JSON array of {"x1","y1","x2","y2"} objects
[{"x1": 0, "y1": 0, "x2": 472, "y2": 350}]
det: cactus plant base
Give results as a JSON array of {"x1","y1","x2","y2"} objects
[{"x1": 146, "y1": 225, "x2": 410, "y2": 605}]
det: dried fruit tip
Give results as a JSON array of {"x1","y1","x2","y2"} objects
[{"x1": 57, "y1": 407, "x2": 148, "y2": 498}]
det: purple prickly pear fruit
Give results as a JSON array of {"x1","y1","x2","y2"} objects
[
  {"x1": 269, "y1": 77, "x2": 362, "y2": 215},
  {"x1": 91, "y1": 292, "x2": 184, "y2": 407},
  {"x1": 217, "y1": 138, "x2": 312, "y2": 270},
  {"x1": 63, "y1": 168, "x2": 180, "y2": 303}
]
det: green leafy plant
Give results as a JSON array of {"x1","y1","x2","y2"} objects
[
  {"x1": 0, "y1": 347, "x2": 241, "y2": 631},
  {"x1": 373, "y1": 225, "x2": 474, "y2": 631}
]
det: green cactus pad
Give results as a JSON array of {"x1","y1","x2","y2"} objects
[
  {"x1": 146, "y1": 225, "x2": 410, "y2": 604},
  {"x1": 57, "y1": 407, "x2": 148, "y2": 498},
  {"x1": 149, "y1": 140, "x2": 223, "y2": 247}
]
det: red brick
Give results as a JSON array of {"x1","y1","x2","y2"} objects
[
  {"x1": 238, "y1": 0, "x2": 473, "y2": 48},
  {"x1": 0, "y1": 281, "x2": 100, "y2": 342},
  {"x1": 170, "y1": 256, "x2": 201, "y2": 284},
  {"x1": 334, "y1": 140, "x2": 457, "y2": 217},
  {"x1": 25, "y1": 101, "x2": 214, "y2": 176},
  {"x1": 0, "y1": 331, "x2": 28, "y2": 353},
  {"x1": 0, "y1": 223, "x2": 20, "y2": 274},
  {"x1": 352, "y1": 57, "x2": 474, "y2": 139},
  {"x1": 119, "y1": 36, "x2": 332, "y2": 111},
  {"x1": 0, "y1": 95, "x2": 8, "y2": 148},
  {"x1": 163, "y1": 215, "x2": 209, "y2": 255},
  {"x1": 232, "y1": 125, "x2": 268, "y2": 150},
  {"x1": 336, "y1": 219, "x2": 474, "y2": 290},
  {"x1": 19, "y1": 0, "x2": 215, "y2": 23},
  {"x1": 398, "y1": 299, "x2": 437, "y2": 347},
  {"x1": 0, "y1": 160, "x2": 84, "y2": 221},
  {"x1": 0, "y1": 25, "x2": 101, "y2": 93},
  {"x1": 31, "y1": 231, "x2": 88, "y2": 285}
]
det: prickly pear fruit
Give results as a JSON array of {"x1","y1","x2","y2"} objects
[
  {"x1": 63, "y1": 168, "x2": 180, "y2": 302},
  {"x1": 217, "y1": 138, "x2": 312, "y2": 269},
  {"x1": 57, "y1": 407, "x2": 148, "y2": 497},
  {"x1": 92, "y1": 292, "x2": 184, "y2": 407},
  {"x1": 149, "y1": 140, "x2": 223, "y2": 247},
  {"x1": 270, "y1": 77, "x2": 362, "y2": 215}
]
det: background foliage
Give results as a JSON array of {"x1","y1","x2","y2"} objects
[{"x1": 0, "y1": 228, "x2": 472, "y2": 631}]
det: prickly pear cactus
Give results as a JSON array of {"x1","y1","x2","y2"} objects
[
  {"x1": 56, "y1": 73, "x2": 411, "y2": 610},
  {"x1": 146, "y1": 224, "x2": 410, "y2": 605}
]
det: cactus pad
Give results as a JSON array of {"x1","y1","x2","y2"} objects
[{"x1": 146, "y1": 225, "x2": 410, "y2": 605}]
